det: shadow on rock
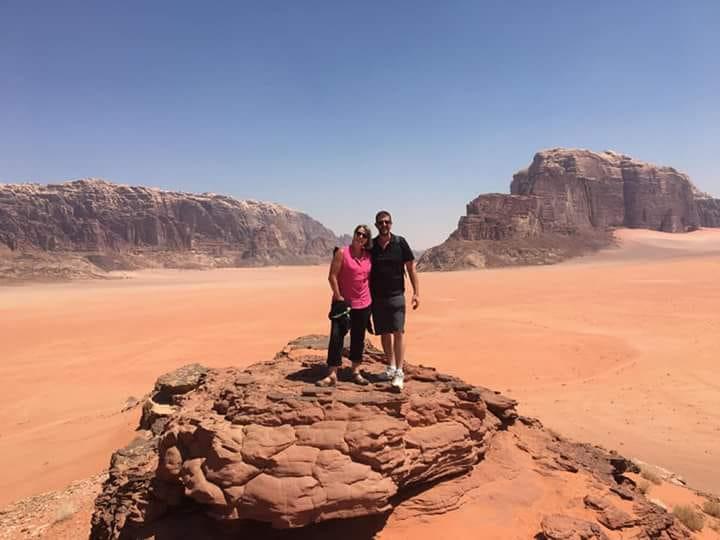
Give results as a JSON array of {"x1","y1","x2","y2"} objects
[{"x1": 131, "y1": 511, "x2": 390, "y2": 540}]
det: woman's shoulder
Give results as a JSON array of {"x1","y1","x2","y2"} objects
[{"x1": 332, "y1": 246, "x2": 345, "y2": 261}]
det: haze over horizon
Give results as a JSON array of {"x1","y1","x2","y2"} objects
[{"x1": 2, "y1": 1, "x2": 718, "y2": 249}]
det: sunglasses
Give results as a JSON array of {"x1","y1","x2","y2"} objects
[
  {"x1": 376, "y1": 220, "x2": 392, "y2": 226},
  {"x1": 354, "y1": 231, "x2": 368, "y2": 239}
]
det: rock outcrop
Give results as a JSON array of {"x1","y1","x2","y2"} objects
[
  {"x1": 695, "y1": 194, "x2": 720, "y2": 228},
  {"x1": 419, "y1": 149, "x2": 720, "y2": 271},
  {"x1": 0, "y1": 179, "x2": 343, "y2": 280},
  {"x1": 90, "y1": 336, "x2": 697, "y2": 540}
]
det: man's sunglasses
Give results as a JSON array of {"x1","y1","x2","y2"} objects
[{"x1": 376, "y1": 220, "x2": 392, "y2": 226}]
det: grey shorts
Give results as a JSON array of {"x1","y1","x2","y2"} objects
[{"x1": 372, "y1": 294, "x2": 406, "y2": 335}]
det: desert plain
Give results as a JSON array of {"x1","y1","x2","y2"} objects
[{"x1": 1, "y1": 228, "x2": 720, "y2": 537}]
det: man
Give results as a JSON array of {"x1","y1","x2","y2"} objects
[{"x1": 369, "y1": 210, "x2": 420, "y2": 391}]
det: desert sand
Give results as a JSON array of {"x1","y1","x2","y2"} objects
[{"x1": 1, "y1": 229, "x2": 719, "y2": 530}]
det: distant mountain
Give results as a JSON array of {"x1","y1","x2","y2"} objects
[
  {"x1": 0, "y1": 178, "x2": 344, "y2": 281},
  {"x1": 419, "y1": 148, "x2": 720, "y2": 271}
]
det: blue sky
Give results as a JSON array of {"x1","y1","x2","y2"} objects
[{"x1": 1, "y1": 1, "x2": 718, "y2": 248}]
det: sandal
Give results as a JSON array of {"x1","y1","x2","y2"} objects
[
  {"x1": 351, "y1": 371, "x2": 369, "y2": 386},
  {"x1": 316, "y1": 375, "x2": 337, "y2": 387}
]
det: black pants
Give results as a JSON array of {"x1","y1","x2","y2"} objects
[{"x1": 327, "y1": 306, "x2": 371, "y2": 367}]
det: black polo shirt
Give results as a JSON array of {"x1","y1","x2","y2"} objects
[{"x1": 370, "y1": 234, "x2": 414, "y2": 299}]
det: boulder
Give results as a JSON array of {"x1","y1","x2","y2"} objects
[
  {"x1": 540, "y1": 514, "x2": 610, "y2": 540},
  {"x1": 90, "y1": 336, "x2": 517, "y2": 538}
]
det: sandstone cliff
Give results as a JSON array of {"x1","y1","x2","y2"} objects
[
  {"x1": 694, "y1": 193, "x2": 720, "y2": 228},
  {"x1": 0, "y1": 179, "x2": 343, "y2": 280},
  {"x1": 89, "y1": 336, "x2": 704, "y2": 539},
  {"x1": 419, "y1": 149, "x2": 720, "y2": 271}
]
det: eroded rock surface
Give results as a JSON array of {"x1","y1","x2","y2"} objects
[
  {"x1": 90, "y1": 337, "x2": 698, "y2": 539},
  {"x1": 419, "y1": 148, "x2": 720, "y2": 271},
  {"x1": 91, "y1": 336, "x2": 516, "y2": 538},
  {"x1": 0, "y1": 179, "x2": 344, "y2": 281},
  {"x1": 540, "y1": 514, "x2": 610, "y2": 540}
]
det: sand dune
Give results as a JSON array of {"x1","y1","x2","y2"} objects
[{"x1": 1, "y1": 228, "x2": 719, "y2": 511}]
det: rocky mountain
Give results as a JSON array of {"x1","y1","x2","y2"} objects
[
  {"x1": 0, "y1": 179, "x2": 344, "y2": 280},
  {"x1": 419, "y1": 149, "x2": 720, "y2": 271},
  {"x1": 89, "y1": 335, "x2": 706, "y2": 539}
]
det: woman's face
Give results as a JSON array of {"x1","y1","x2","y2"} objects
[{"x1": 352, "y1": 228, "x2": 369, "y2": 248}]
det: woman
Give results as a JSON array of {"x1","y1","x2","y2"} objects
[{"x1": 317, "y1": 224, "x2": 373, "y2": 386}]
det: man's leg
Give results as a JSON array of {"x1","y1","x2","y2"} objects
[
  {"x1": 393, "y1": 331, "x2": 405, "y2": 370},
  {"x1": 389, "y1": 294, "x2": 407, "y2": 391},
  {"x1": 381, "y1": 333, "x2": 395, "y2": 369}
]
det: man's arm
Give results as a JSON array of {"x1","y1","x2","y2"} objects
[
  {"x1": 328, "y1": 248, "x2": 344, "y2": 300},
  {"x1": 405, "y1": 259, "x2": 420, "y2": 310}
]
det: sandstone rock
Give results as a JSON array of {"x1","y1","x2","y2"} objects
[
  {"x1": 539, "y1": 514, "x2": 610, "y2": 539},
  {"x1": 90, "y1": 336, "x2": 699, "y2": 540},
  {"x1": 633, "y1": 500, "x2": 693, "y2": 539},
  {"x1": 419, "y1": 148, "x2": 720, "y2": 271},
  {"x1": 609, "y1": 484, "x2": 635, "y2": 500},
  {"x1": 583, "y1": 494, "x2": 636, "y2": 529},
  {"x1": 139, "y1": 363, "x2": 209, "y2": 434},
  {"x1": 693, "y1": 189, "x2": 720, "y2": 227},
  {"x1": 91, "y1": 337, "x2": 518, "y2": 538},
  {"x1": 120, "y1": 396, "x2": 141, "y2": 412},
  {"x1": 154, "y1": 363, "x2": 208, "y2": 396},
  {"x1": 511, "y1": 149, "x2": 702, "y2": 232},
  {"x1": 0, "y1": 179, "x2": 345, "y2": 281},
  {"x1": 456, "y1": 193, "x2": 543, "y2": 240}
]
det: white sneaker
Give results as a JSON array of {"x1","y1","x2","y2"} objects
[
  {"x1": 377, "y1": 365, "x2": 396, "y2": 381},
  {"x1": 391, "y1": 369, "x2": 404, "y2": 391}
]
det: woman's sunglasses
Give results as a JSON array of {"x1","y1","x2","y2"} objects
[{"x1": 354, "y1": 231, "x2": 368, "y2": 239}]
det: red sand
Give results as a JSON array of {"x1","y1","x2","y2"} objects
[{"x1": 1, "y1": 228, "x2": 719, "y2": 510}]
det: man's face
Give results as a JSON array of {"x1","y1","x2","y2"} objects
[{"x1": 375, "y1": 215, "x2": 392, "y2": 236}]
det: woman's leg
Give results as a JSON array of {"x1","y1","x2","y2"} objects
[
  {"x1": 319, "y1": 315, "x2": 346, "y2": 385},
  {"x1": 349, "y1": 307, "x2": 371, "y2": 374}
]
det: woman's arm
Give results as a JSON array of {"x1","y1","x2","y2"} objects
[{"x1": 328, "y1": 248, "x2": 344, "y2": 300}]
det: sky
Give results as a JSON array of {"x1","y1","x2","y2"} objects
[{"x1": 1, "y1": 1, "x2": 718, "y2": 248}]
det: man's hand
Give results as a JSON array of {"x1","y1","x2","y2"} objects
[{"x1": 405, "y1": 260, "x2": 420, "y2": 311}]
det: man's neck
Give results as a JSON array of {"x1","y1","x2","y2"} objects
[{"x1": 378, "y1": 233, "x2": 392, "y2": 246}]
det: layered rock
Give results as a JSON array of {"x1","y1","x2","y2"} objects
[
  {"x1": 91, "y1": 336, "x2": 697, "y2": 540},
  {"x1": 0, "y1": 179, "x2": 343, "y2": 279},
  {"x1": 695, "y1": 193, "x2": 720, "y2": 228},
  {"x1": 420, "y1": 148, "x2": 720, "y2": 271},
  {"x1": 91, "y1": 335, "x2": 516, "y2": 538}
]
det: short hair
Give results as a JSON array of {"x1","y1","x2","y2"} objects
[
  {"x1": 375, "y1": 210, "x2": 392, "y2": 223},
  {"x1": 354, "y1": 224, "x2": 373, "y2": 249}
]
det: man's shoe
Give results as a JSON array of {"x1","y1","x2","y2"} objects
[
  {"x1": 391, "y1": 369, "x2": 404, "y2": 391},
  {"x1": 377, "y1": 365, "x2": 396, "y2": 381}
]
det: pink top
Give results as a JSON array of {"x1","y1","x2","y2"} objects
[{"x1": 338, "y1": 246, "x2": 372, "y2": 309}]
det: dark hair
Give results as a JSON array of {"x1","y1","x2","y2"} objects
[
  {"x1": 375, "y1": 210, "x2": 392, "y2": 223},
  {"x1": 353, "y1": 224, "x2": 373, "y2": 249}
]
